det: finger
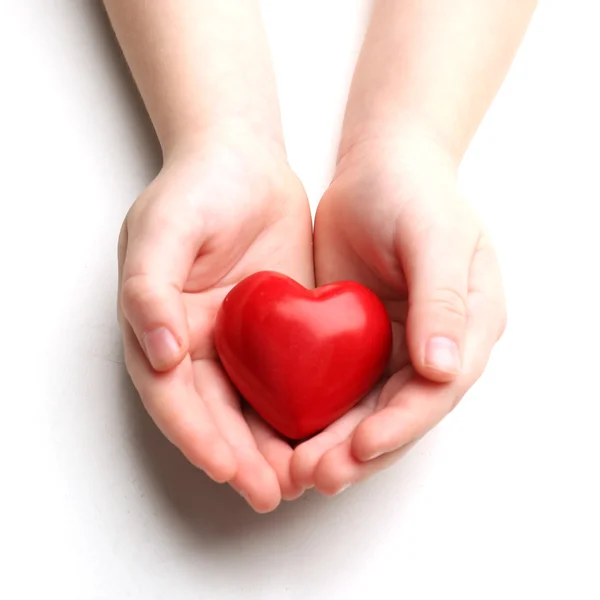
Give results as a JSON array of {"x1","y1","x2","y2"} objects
[
  {"x1": 397, "y1": 206, "x2": 478, "y2": 382},
  {"x1": 229, "y1": 449, "x2": 281, "y2": 514},
  {"x1": 244, "y1": 408, "x2": 303, "y2": 501},
  {"x1": 120, "y1": 202, "x2": 200, "y2": 372},
  {"x1": 313, "y1": 440, "x2": 418, "y2": 496},
  {"x1": 184, "y1": 289, "x2": 230, "y2": 361},
  {"x1": 192, "y1": 360, "x2": 281, "y2": 513},
  {"x1": 351, "y1": 271, "x2": 505, "y2": 462},
  {"x1": 350, "y1": 376, "x2": 454, "y2": 463},
  {"x1": 290, "y1": 387, "x2": 381, "y2": 490},
  {"x1": 122, "y1": 324, "x2": 237, "y2": 483}
]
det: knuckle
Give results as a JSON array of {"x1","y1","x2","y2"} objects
[
  {"x1": 128, "y1": 185, "x2": 190, "y2": 236},
  {"x1": 428, "y1": 286, "x2": 468, "y2": 321},
  {"x1": 120, "y1": 274, "x2": 158, "y2": 315}
]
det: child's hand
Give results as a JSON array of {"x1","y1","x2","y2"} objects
[
  {"x1": 118, "y1": 135, "x2": 313, "y2": 512},
  {"x1": 291, "y1": 136, "x2": 506, "y2": 495},
  {"x1": 288, "y1": 0, "x2": 534, "y2": 495}
]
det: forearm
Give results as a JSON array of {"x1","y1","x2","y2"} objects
[
  {"x1": 103, "y1": 0, "x2": 282, "y2": 156},
  {"x1": 339, "y1": 0, "x2": 537, "y2": 164}
]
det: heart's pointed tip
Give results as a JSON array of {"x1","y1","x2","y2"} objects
[{"x1": 264, "y1": 414, "x2": 322, "y2": 443}]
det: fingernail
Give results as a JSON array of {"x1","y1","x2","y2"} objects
[
  {"x1": 334, "y1": 484, "x2": 351, "y2": 496},
  {"x1": 366, "y1": 451, "x2": 384, "y2": 461},
  {"x1": 142, "y1": 327, "x2": 180, "y2": 370},
  {"x1": 425, "y1": 336, "x2": 460, "y2": 374}
]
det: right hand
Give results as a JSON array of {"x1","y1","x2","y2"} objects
[{"x1": 117, "y1": 132, "x2": 314, "y2": 512}]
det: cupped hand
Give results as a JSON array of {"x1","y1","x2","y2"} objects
[
  {"x1": 118, "y1": 134, "x2": 314, "y2": 512},
  {"x1": 292, "y1": 136, "x2": 507, "y2": 495}
]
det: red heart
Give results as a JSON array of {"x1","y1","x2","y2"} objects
[{"x1": 214, "y1": 271, "x2": 392, "y2": 440}]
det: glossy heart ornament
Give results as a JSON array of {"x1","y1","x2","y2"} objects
[{"x1": 214, "y1": 271, "x2": 392, "y2": 439}]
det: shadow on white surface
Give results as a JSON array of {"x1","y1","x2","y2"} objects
[
  {"x1": 117, "y1": 361, "x2": 427, "y2": 543},
  {"x1": 87, "y1": 1, "x2": 163, "y2": 178}
]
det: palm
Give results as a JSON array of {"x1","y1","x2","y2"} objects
[
  {"x1": 292, "y1": 153, "x2": 503, "y2": 496},
  {"x1": 183, "y1": 194, "x2": 313, "y2": 510}
]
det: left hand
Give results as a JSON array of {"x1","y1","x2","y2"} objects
[{"x1": 291, "y1": 135, "x2": 507, "y2": 495}]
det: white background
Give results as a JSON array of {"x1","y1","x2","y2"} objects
[{"x1": 1, "y1": 1, "x2": 599, "y2": 598}]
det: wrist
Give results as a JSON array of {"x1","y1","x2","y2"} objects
[
  {"x1": 161, "y1": 119, "x2": 287, "y2": 168},
  {"x1": 336, "y1": 120, "x2": 459, "y2": 181}
]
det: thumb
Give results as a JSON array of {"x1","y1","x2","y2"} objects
[
  {"x1": 120, "y1": 209, "x2": 198, "y2": 372},
  {"x1": 398, "y1": 214, "x2": 476, "y2": 382}
]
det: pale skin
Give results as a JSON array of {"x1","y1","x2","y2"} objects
[{"x1": 105, "y1": 0, "x2": 537, "y2": 510}]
